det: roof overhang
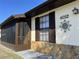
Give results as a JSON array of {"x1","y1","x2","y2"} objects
[
  {"x1": 1, "y1": 14, "x2": 27, "y2": 27},
  {"x1": 25, "y1": 0, "x2": 76, "y2": 17}
]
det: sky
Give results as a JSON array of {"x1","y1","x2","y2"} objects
[{"x1": 0, "y1": 0, "x2": 46, "y2": 24}]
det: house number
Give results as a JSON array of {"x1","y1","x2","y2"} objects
[{"x1": 60, "y1": 14, "x2": 69, "y2": 19}]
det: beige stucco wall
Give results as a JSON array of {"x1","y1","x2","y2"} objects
[
  {"x1": 55, "y1": 0, "x2": 79, "y2": 46},
  {"x1": 31, "y1": 17, "x2": 36, "y2": 41},
  {"x1": 31, "y1": 0, "x2": 79, "y2": 46}
]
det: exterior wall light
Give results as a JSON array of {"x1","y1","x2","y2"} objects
[{"x1": 72, "y1": 7, "x2": 79, "y2": 14}]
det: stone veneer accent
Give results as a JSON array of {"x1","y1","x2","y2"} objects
[{"x1": 31, "y1": 41, "x2": 79, "y2": 59}]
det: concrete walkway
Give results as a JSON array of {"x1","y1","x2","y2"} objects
[
  {"x1": 0, "y1": 44, "x2": 23, "y2": 59},
  {"x1": 16, "y1": 50, "x2": 53, "y2": 59}
]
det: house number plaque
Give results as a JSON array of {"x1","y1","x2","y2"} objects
[{"x1": 60, "y1": 14, "x2": 69, "y2": 19}]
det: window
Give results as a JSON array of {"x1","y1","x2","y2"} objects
[{"x1": 40, "y1": 15, "x2": 49, "y2": 42}]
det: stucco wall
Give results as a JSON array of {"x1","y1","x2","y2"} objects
[
  {"x1": 55, "y1": 0, "x2": 79, "y2": 46},
  {"x1": 31, "y1": 18, "x2": 36, "y2": 41},
  {"x1": 31, "y1": 0, "x2": 79, "y2": 46}
]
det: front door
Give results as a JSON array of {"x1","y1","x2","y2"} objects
[{"x1": 16, "y1": 20, "x2": 31, "y2": 51}]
